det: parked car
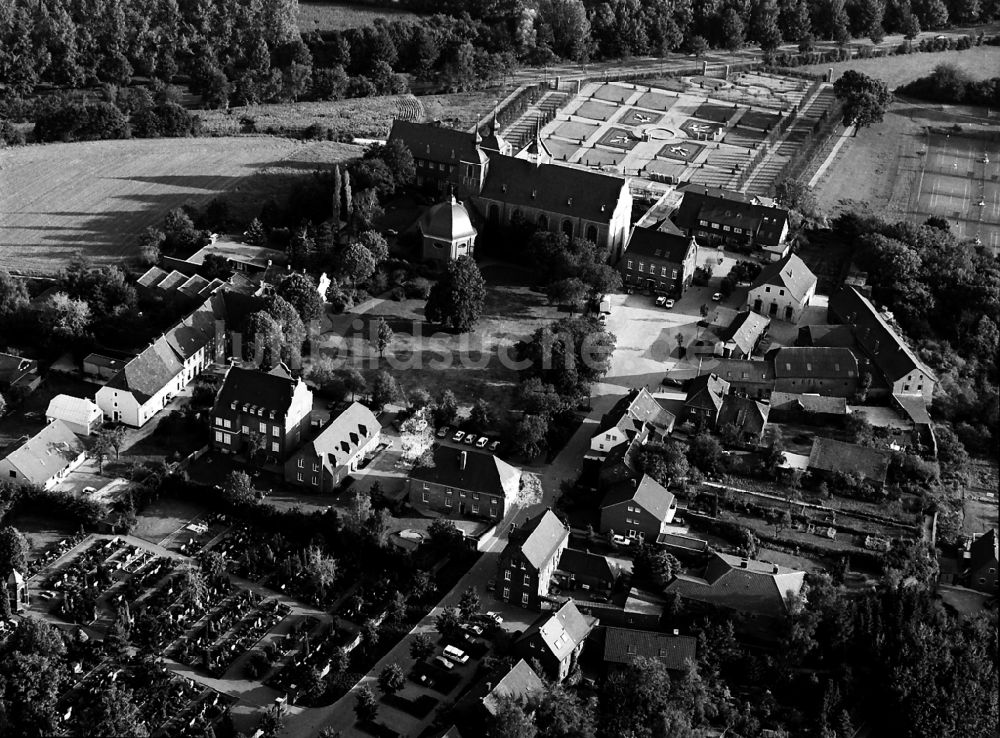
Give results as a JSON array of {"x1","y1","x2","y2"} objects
[
  {"x1": 475, "y1": 436, "x2": 489, "y2": 448},
  {"x1": 598, "y1": 313, "x2": 607, "y2": 325},
  {"x1": 417, "y1": 672, "x2": 437, "y2": 688},
  {"x1": 484, "y1": 611, "x2": 504, "y2": 625},
  {"x1": 655, "y1": 295, "x2": 667, "y2": 307},
  {"x1": 663, "y1": 298, "x2": 675, "y2": 309},
  {"x1": 452, "y1": 430, "x2": 465, "y2": 442},
  {"x1": 612, "y1": 534, "x2": 632, "y2": 547},
  {"x1": 443, "y1": 645, "x2": 469, "y2": 664},
  {"x1": 462, "y1": 622, "x2": 485, "y2": 636},
  {"x1": 488, "y1": 440, "x2": 500, "y2": 452},
  {"x1": 437, "y1": 426, "x2": 450, "y2": 438},
  {"x1": 711, "y1": 292, "x2": 722, "y2": 301},
  {"x1": 463, "y1": 434, "x2": 477, "y2": 445},
  {"x1": 433, "y1": 655, "x2": 455, "y2": 670}
]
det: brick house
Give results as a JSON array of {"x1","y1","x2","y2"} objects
[
  {"x1": 496, "y1": 509, "x2": 569, "y2": 610},
  {"x1": 211, "y1": 364, "x2": 314, "y2": 463},
  {"x1": 682, "y1": 373, "x2": 730, "y2": 428},
  {"x1": 716, "y1": 395, "x2": 770, "y2": 445},
  {"x1": 553, "y1": 548, "x2": 619, "y2": 595},
  {"x1": 514, "y1": 600, "x2": 597, "y2": 681},
  {"x1": 671, "y1": 184, "x2": 790, "y2": 260},
  {"x1": 600, "y1": 474, "x2": 677, "y2": 541},
  {"x1": 408, "y1": 445, "x2": 521, "y2": 521},
  {"x1": 388, "y1": 120, "x2": 488, "y2": 197},
  {"x1": 772, "y1": 347, "x2": 859, "y2": 398},
  {"x1": 619, "y1": 227, "x2": 698, "y2": 296},
  {"x1": 601, "y1": 627, "x2": 697, "y2": 675},
  {"x1": 747, "y1": 253, "x2": 817, "y2": 323},
  {"x1": 283, "y1": 402, "x2": 381, "y2": 493}
]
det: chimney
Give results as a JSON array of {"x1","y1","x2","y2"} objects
[
  {"x1": 672, "y1": 629, "x2": 679, "y2": 636},
  {"x1": 772, "y1": 565, "x2": 780, "y2": 574},
  {"x1": 459, "y1": 450, "x2": 467, "y2": 470}
]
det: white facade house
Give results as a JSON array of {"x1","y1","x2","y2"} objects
[
  {"x1": 45, "y1": 395, "x2": 103, "y2": 436},
  {"x1": 0, "y1": 420, "x2": 86, "y2": 489},
  {"x1": 747, "y1": 253, "x2": 817, "y2": 323}
]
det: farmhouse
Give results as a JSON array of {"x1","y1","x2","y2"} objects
[
  {"x1": 283, "y1": 402, "x2": 381, "y2": 493},
  {"x1": 828, "y1": 286, "x2": 936, "y2": 400},
  {"x1": 600, "y1": 474, "x2": 677, "y2": 541},
  {"x1": 619, "y1": 227, "x2": 698, "y2": 295},
  {"x1": 747, "y1": 253, "x2": 817, "y2": 323},
  {"x1": 683, "y1": 373, "x2": 730, "y2": 428},
  {"x1": 601, "y1": 627, "x2": 697, "y2": 675},
  {"x1": 45, "y1": 395, "x2": 103, "y2": 436},
  {"x1": 211, "y1": 364, "x2": 314, "y2": 463},
  {"x1": 408, "y1": 445, "x2": 521, "y2": 521},
  {"x1": 717, "y1": 394, "x2": 770, "y2": 445},
  {"x1": 83, "y1": 353, "x2": 128, "y2": 380},
  {"x1": 772, "y1": 347, "x2": 859, "y2": 397},
  {"x1": 768, "y1": 392, "x2": 848, "y2": 425},
  {"x1": 705, "y1": 358, "x2": 775, "y2": 398},
  {"x1": 807, "y1": 437, "x2": 892, "y2": 490},
  {"x1": 497, "y1": 509, "x2": 570, "y2": 610},
  {"x1": 451, "y1": 659, "x2": 544, "y2": 733},
  {"x1": 514, "y1": 600, "x2": 597, "y2": 681},
  {"x1": 0, "y1": 420, "x2": 86, "y2": 489},
  {"x1": 695, "y1": 309, "x2": 770, "y2": 359},
  {"x1": 671, "y1": 184, "x2": 790, "y2": 260},
  {"x1": 554, "y1": 548, "x2": 619, "y2": 595}
]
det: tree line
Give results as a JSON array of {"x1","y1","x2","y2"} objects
[{"x1": 898, "y1": 62, "x2": 1000, "y2": 105}]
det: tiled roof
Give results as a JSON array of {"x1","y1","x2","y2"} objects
[
  {"x1": 480, "y1": 152, "x2": 627, "y2": 223},
  {"x1": 719, "y1": 310, "x2": 769, "y2": 356},
  {"x1": 214, "y1": 365, "x2": 301, "y2": 416},
  {"x1": 507, "y1": 509, "x2": 569, "y2": 570},
  {"x1": 599, "y1": 434, "x2": 645, "y2": 486},
  {"x1": 602, "y1": 474, "x2": 676, "y2": 522},
  {"x1": 157, "y1": 270, "x2": 188, "y2": 291},
  {"x1": 797, "y1": 324, "x2": 856, "y2": 348},
  {"x1": 480, "y1": 660, "x2": 544, "y2": 716},
  {"x1": 750, "y1": 253, "x2": 816, "y2": 302},
  {"x1": 602, "y1": 627, "x2": 697, "y2": 671},
  {"x1": 829, "y1": 286, "x2": 935, "y2": 384},
  {"x1": 521, "y1": 601, "x2": 595, "y2": 661},
  {"x1": 807, "y1": 438, "x2": 892, "y2": 484},
  {"x1": 717, "y1": 395, "x2": 769, "y2": 434},
  {"x1": 893, "y1": 394, "x2": 931, "y2": 425},
  {"x1": 2, "y1": 420, "x2": 84, "y2": 485},
  {"x1": 389, "y1": 120, "x2": 484, "y2": 166},
  {"x1": 556, "y1": 548, "x2": 617, "y2": 583},
  {"x1": 769, "y1": 392, "x2": 847, "y2": 415},
  {"x1": 772, "y1": 347, "x2": 857, "y2": 380},
  {"x1": 685, "y1": 373, "x2": 730, "y2": 412},
  {"x1": 598, "y1": 388, "x2": 676, "y2": 437},
  {"x1": 411, "y1": 445, "x2": 521, "y2": 500},
  {"x1": 309, "y1": 402, "x2": 380, "y2": 468},
  {"x1": 137, "y1": 266, "x2": 168, "y2": 288},
  {"x1": 673, "y1": 184, "x2": 788, "y2": 246},
  {"x1": 105, "y1": 335, "x2": 184, "y2": 403},
  {"x1": 178, "y1": 274, "x2": 210, "y2": 298},
  {"x1": 164, "y1": 300, "x2": 216, "y2": 360},
  {"x1": 624, "y1": 227, "x2": 694, "y2": 264},
  {"x1": 45, "y1": 395, "x2": 101, "y2": 427},
  {"x1": 709, "y1": 358, "x2": 775, "y2": 385},
  {"x1": 665, "y1": 551, "x2": 804, "y2": 618}
]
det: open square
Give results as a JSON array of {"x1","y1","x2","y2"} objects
[
  {"x1": 694, "y1": 101, "x2": 738, "y2": 124},
  {"x1": 574, "y1": 99, "x2": 619, "y2": 121},
  {"x1": 620, "y1": 108, "x2": 665, "y2": 126},
  {"x1": 552, "y1": 119, "x2": 600, "y2": 142},
  {"x1": 597, "y1": 127, "x2": 640, "y2": 150},
  {"x1": 592, "y1": 82, "x2": 635, "y2": 103},
  {"x1": 636, "y1": 91, "x2": 678, "y2": 111},
  {"x1": 658, "y1": 141, "x2": 705, "y2": 162}
]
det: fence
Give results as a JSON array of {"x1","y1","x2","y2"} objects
[{"x1": 771, "y1": 99, "x2": 845, "y2": 189}]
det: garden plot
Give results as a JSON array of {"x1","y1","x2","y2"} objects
[
  {"x1": 723, "y1": 128, "x2": 768, "y2": 147},
  {"x1": 658, "y1": 141, "x2": 705, "y2": 163},
  {"x1": 592, "y1": 82, "x2": 635, "y2": 104},
  {"x1": 578, "y1": 148, "x2": 627, "y2": 168},
  {"x1": 738, "y1": 108, "x2": 783, "y2": 131},
  {"x1": 703, "y1": 147, "x2": 750, "y2": 170},
  {"x1": 636, "y1": 91, "x2": 678, "y2": 112},
  {"x1": 620, "y1": 108, "x2": 664, "y2": 126},
  {"x1": 688, "y1": 166, "x2": 735, "y2": 188},
  {"x1": 597, "y1": 127, "x2": 641, "y2": 150},
  {"x1": 574, "y1": 99, "x2": 620, "y2": 121},
  {"x1": 694, "y1": 101, "x2": 739, "y2": 124},
  {"x1": 552, "y1": 119, "x2": 600, "y2": 142},
  {"x1": 543, "y1": 138, "x2": 583, "y2": 162},
  {"x1": 681, "y1": 118, "x2": 724, "y2": 139}
]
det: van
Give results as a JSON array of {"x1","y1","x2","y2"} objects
[{"x1": 443, "y1": 645, "x2": 469, "y2": 664}]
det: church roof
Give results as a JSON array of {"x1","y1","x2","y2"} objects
[{"x1": 420, "y1": 196, "x2": 477, "y2": 241}]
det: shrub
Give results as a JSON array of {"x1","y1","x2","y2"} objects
[
  {"x1": 0, "y1": 120, "x2": 26, "y2": 147},
  {"x1": 34, "y1": 101, "x2": 131, "y2": 143}
]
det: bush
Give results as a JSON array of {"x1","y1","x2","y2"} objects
[
  {"x1": 403, "y1": 278, "x2": 432, "y2": 299},
  {"x1": 131, "y1": 102, "x2": 199, "y2": 138},
  {"x1": 0, "y1": 120, "x2": 25, "y2": 147},
  {"x1": 34, "y1": 101, "x2": 131, "y2": 143}
]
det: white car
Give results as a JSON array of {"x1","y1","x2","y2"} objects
[
  {"x1": 452, "y1": 430, "x2": 465, "y2": 443},
  {"x1": 437, "y1": 426, "x2": 450, "y2": 438},
  {"x1": 663, "y1": 298, "x2": 675, "y2": 309},
  {"x1": 655, "y1": 295, "x2": 668, "y2": 307},
  {"x1": 711, "y1": 292, "x2": 722, "y2": 301},
  {"x1": 612, "y1": 534, "x2": 632, "y2": 547},
  {"x1": 484, "y1": 611, "x2": 504, "y2": 625},
  {"x1": 443, "y1": 645, "x2": 469, "y2": 664},
  {"x1": 475, "y1": 436, "x2": 489, "y2": 448},
  {"x1": 433, "y1": 655, "x2": 455, "y2": 670},
  {"x1": 463, "y1": 622, "x2": 485, "y2": 636},
  {"x1": 463, "y1": 434, "x2": 477, "y2": 445}
]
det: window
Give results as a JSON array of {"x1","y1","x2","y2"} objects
[
  {"x1": 8, "y1": 470, "x2": 15, "y2": 478},
  {"x1": 422, "y1": 491, "x2": 429, "y2": 503},
  {"x1": 259, "y1": 422, "x2": 266, "y2": 433},
  {"x1": 904, "y1": 384, "x2": 910, "y2": 391},
  {"x1": 699, "y1": 219, "x2": 708, "y2": 226},
  {"x1": 223, "y1": 419, "x2": 231, "y2": 429},
  {"x1": 422, "y1": 483, "x2": 429, "y2": 491},
  {"x1": 671, "y1": 269, "x2": 678, "y2": 279},
  {"x1": 296, "y1": 472, "x2": 303, "y2": 482},
  {"x1": 638, "y1": 261, "x2": 644, "y2": 271},
  {"x1": 312, "y1": 476, "x2": 318, "y2": 486},
  {"x1": 765, "y1": 286, "x2": 771, "y2": 293},
  {"x1": 660, "y1": 266, "x2": 667, "y2": 277},
  {"x1": 723, "y1": 225, "x2": 731, "y2": 232},
  {"x1": 502, "y1": 587, "x2": 510, "y2": 599},
  {"x1": 272, "y1": 426, "x2": 279, "y2": 436},
  {"x1": 521, "y1": 593, "x2": 529, "y2": 605},
  {"x1": 472, "y1": 504, "x2": 479, "y2": 514},
  {"x1": 711, "y1": 223, "x2": 719, "y2": 229},
  {"x1": 215, "y1": 416, "x2": 224, "y2": 426},
  {"x1": 271, "y1": 441, "x2": 279, "y2": 452},
  {"x1": 626, "y1": 260, "x2": 633, "y2": 270},
  {"x1": 297, "y1": 458, "x2": 304, "y2": 468},
  {"x1": 523, "y1": 574, "x2": 530, "y2": 586},
  {"x1": 445, "y1": 497, "x2": 453, "y2": 508},
  {"x1": 242, "y1": 425, "x2": 249, "y2": 435},
  {"x1": 466, "y1": 164, "x2": 473, "y2": 177},
  {"x1": 472, "y1": 493, "x2": 479, "y2": 500},
  {"x1": 734, "y1": 227, "x2": 742, "y2": 234},
  {"x1": 779, "y1": 289, "x2": 785, "y2": 296},
  {"x1": 223, "y1": 433, "x2": 231, "y2": 444},
  {"x1": 504, "y1": 569, "x2": 511, "y2": 581},
  {"x1": 214, "y1": 431, "x2": 224, "y2": 442},
  {"x1": 445, "y1": 488, "x2": 453, "y2": 496},
  {"x1": 629, "y1": 529, "x2": 636, "y2": 538}
]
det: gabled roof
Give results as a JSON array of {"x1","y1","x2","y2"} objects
[
  {"x1": 598, "y1": 388, "x2": 676, "y2": 438},
  {"x1": 2, "y1": 420, "x2": 84, "y2": 485},
  {"x1": 673, "y1": 184, "x2": 788, "y2": 246},
  {"x1": 829, "y1": 286, "x2": 935, "y2": 384},
  {"x1": 520, "y1": 600, "x2": 595, "y2": 661},
  {"x1": 308, "y1": 402, "x2": 380, "y2": 468},
  {"x1": 599, "y1": 433, "x2": 645, "y2": 486},
  {"x1": 719, "y1": 310, "x2": 769, "y2": 356},
  {"x1": 893, "y1": 394, "x2": 931, "y2": 425},
  {"x1": 105, "y1": 335, "x2": 184, "y2": 403},
  {"x1": 556, "y1": 548, "x2": 617, "y2": 583},
  {"x1": 709, "y1": 358, "x2": 775, "y2": 385},
  {"x1": 507, "y1": 509, "x2": 569, "y2": 570},
  {"x1": 178, "y1": 274, "x2": 210, "y2": 298},
  {"x1": 410, "y1": 445, "x2": 521, "y2": 500},
  {"x1": 214, "y1": 365, "x2": 302, "y2": 417},
  {"x1": 750, "y1": 253, "x2": 816, "y2": 303},
  {"x1": 665, "y1": 551, "x2": 804, "y2": 618},
  {"x1": 602, "y1": 474, "x2": 676, "y2": 522},
  {"x1": 807, "y1": 438, "x2": 892, "y2": 484},
  {"x1": 45, "y1": 395, "x2": 101, "y2": 427},
  {"x1": 480, "y1": 152, "x2": 628, "y2": 223},
  {"x1": 796, "y1": 324, "x2": 856, "y2": 348},
  {"x1": 969, "y1": 529, "x2": 998, "y2": 571},
  {"x1": 769, "y1": 392, "x2": 848, "y2": 415},
  {"x1": 137, "y1": 266, "x2": 169, "y2": 288},
  {"x1": 602, "y1": 627, "x2": 697, "y2": 671},
  {"x1": 624, "y1": 227, "x2": 694, "y2": 264},
  {"x1": 480, "y1": 660, "x2": 544, "y2": 716},
  {"x1": 389, "y1": 120, "x2": 484, "y2": 166},
  {"x1": 164, "y1": 299, "x2": 217, "y2": 361},
  {"x1": 684, "y1": 373, "x2": 730, "y2": 412},
  {"x1": 772, "y1": 347, "x2": 857, "y2": 380},
  {"x1": 717, "y1": 395, "x2": 769, "y2": 434},
  {"x1": 157, "y1": 270, "x2": 188, "y2": 291}
]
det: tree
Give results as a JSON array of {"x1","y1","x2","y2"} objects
[
  {"x1": 537, "y1": 0, "x2": 592, "y2": 60},
  {"x1": 433, "y1": 389, "x2": 459, "y2": 427},
  {"x1": 200, "y1": 550, "x2": 228, "y2": 583},
  {"x1": 76, "y1": 683, "x2": 149, "y2": 738},
  {"x1": 633, "y1": 544, "x2": 680, "y2": 588},
  {"x1": 346, "y1": 486, "x2": 373, "y2": 530},
  {"x1": 38, "y1": 292, "x2": 91, "y2": 344},
  {"x1": 0, "y1": 270, "x2": 29, "y2": 317},
  {"x1": 277, "y1": 272, "x2": 324, "y2": 325},
  {"x1": 245, "y1": 217, "x2": 267, "y2": 246},
  {"x1": 91, "y1": 431, "x2": 114, "y2": 473},
  {"x1": 470, "y1": 398, "x2": 493, "y2": 432},
  {"x1": 487, "y1": 695, "x2": 538, "y2": 738},
  {"x1": 410, "y1": 632, "x2": 435, "y2": 661},
  {"x1": 720, "y1": 7, "x2": 746, "y2": 51},
  {"x1": 600, "y1": 657, "x2": 673, "y2": 738},
  {"x1": 687, "y1": 433, "x2": 726, "y2": 474},
  {"x1": 515, "y1": 415, "x2": 549, "y2": 460},
  {"x1": 546, "y1": 277, "x2": 588, "y2": 310},
  {"x1": 427, "y1": 519, "x2": 466, "y2": 557},
  {"x1": 688, "y1": 35, "x2": 709, "y2": 57},
  {"x1": 352, "y1": 189, "x2": 384, "y2": 231},
  {"x1": 100, "y1": 425, "x2": 127, "y2": 460},
  {"x1": 372, "y1": 317, "x2": 394, "y2": 359},
  {"x1": 377, "y1": 663, "x2": 406, "y2": 697},
  {"x1": 179, "y1": 562, "x2": 209, "y2": 610},
  {"x1": 340, "y1": 242, "x2": 377, "y2": 283},
  {"x1": 436, "y1": 606, "x2": 463, "y2": 637},
  {"x1": 258, "y1": 703, "x2": 286, "y2": 738},
  {"x1": 223, "y1": 470, "x2": 256, "y2": 507},
  {"x1": 458, "y1": 586, "x2": 481, "y2": 621},
  {"x1": 531, "y1": 683, "x2": 598, "y2": 738},
  {"x1": 137, "y1": 227, "x2": 164, "y2": 266},
  {"x1": 751, "y1": 0, "x2": 783, "y2": 58},
  {"x1": 357, "y1": 230, "x2": 389, "y2": 263},
  {"x1": 304, "y1": 545, "x2": 337, "y2": 591},
  {"x1": 0, "y1": 526, "x2": 28, "y2": 574},
  {"x1": 399, "y1": 410, "x2": 435, "y2": 464},
  {"x1": 354, "y1": 684, "x2": 379, "y2": 723},
  {"x1": 247, "y1": 310, "x2": 285, "y2": 369},
  {"x1": 638, "y1": 442, "x2": 689, "y2": 487},
  {"x1": 834, "y1": 70, "x2": 893, "y2": 134},
  {"x1": 425, "y1": 255, "x2": 487, "y2": 333},
  {"x1": 371, "y1": 370, "x2": 402, "y2": 411}
]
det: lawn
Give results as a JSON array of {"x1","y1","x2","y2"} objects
[
  {"x1": 132, "y1": 497, "x2": 209, "y2": 545},
  {"x1": 296, "y1": 1, "x2": 421, "y2": 32},
  {"x1": 794, "y1": 45, "x2": 1000, "y2": 88},
  {"x1": 0, "y1": 137, "x2": 359, "y2": 275},
  {"x1": 5, "y1": 513, "x2": 78, "y2": 558}
]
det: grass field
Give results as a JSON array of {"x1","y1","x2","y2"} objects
[
  {"x1": 5, "y1": 513, "x2": 77, "y2": 558},
  {"x1": 0, "y1": 137, "x2": 360, "y2": 275},
  {"x1": 296, "y1": 1, "x2": 420, "y2": 32},
  {"x1": 796, "y1": 45, "x2": 1000, "y2": 87},
  {"x1": 132, "y1": 497, "x2": 207, "y2": 545}
]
